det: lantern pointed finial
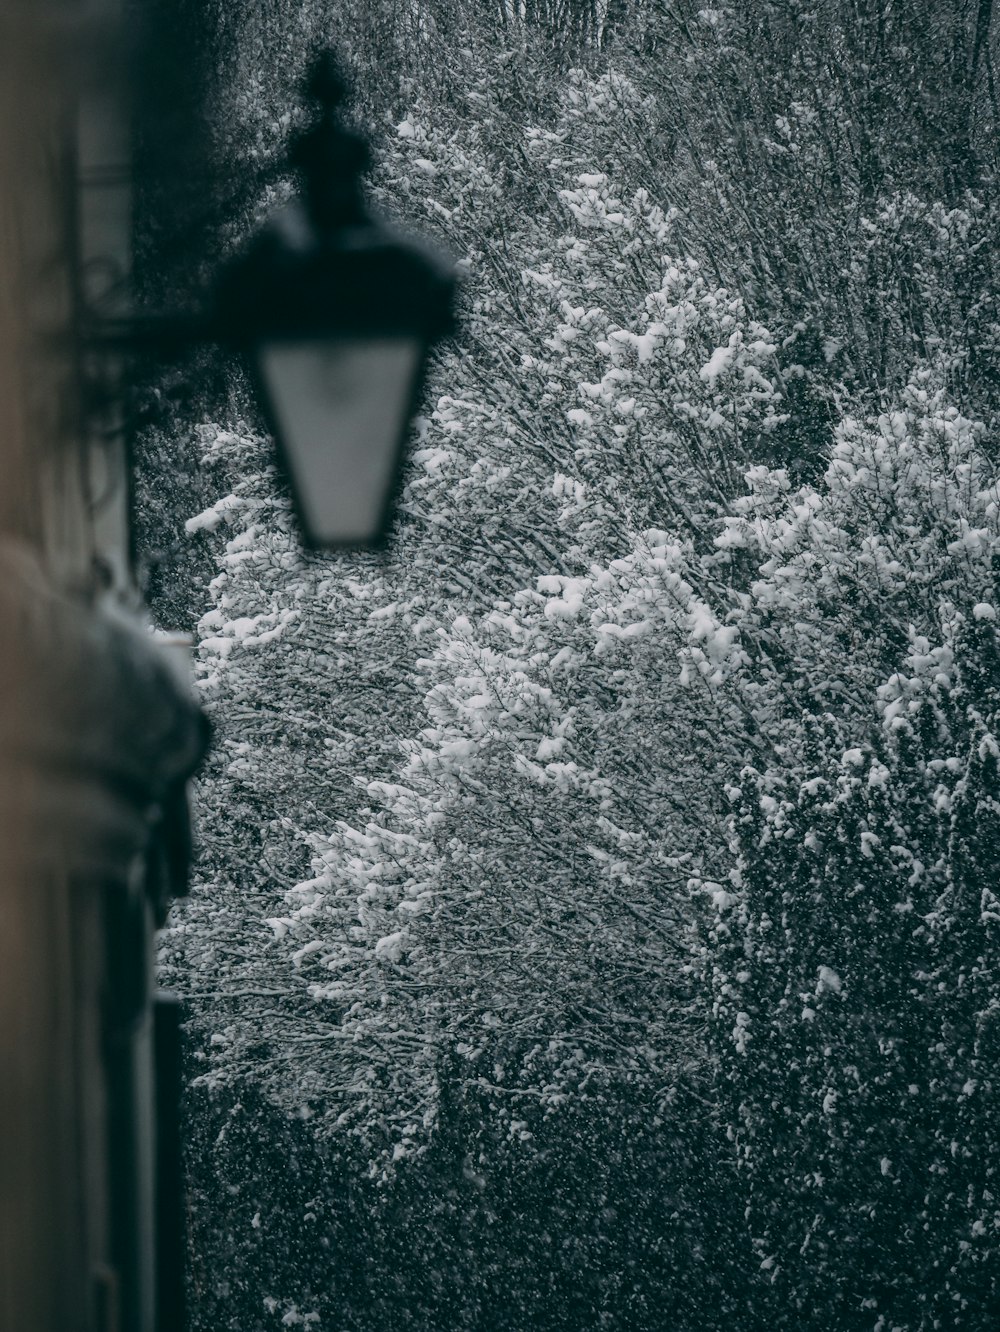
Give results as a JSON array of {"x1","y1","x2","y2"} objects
[
  {"x1": 290, "y1": 48, "x2": 370, "y2": 231},
  {"x1": 304, "y1": 49, "x2": 349, "y2": 114}
]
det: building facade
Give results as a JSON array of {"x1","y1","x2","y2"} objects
[{"x1": 0, "y1": 6, "x2": 205, "y2": 1329}]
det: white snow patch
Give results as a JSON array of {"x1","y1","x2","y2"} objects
[
  {"x1": 374, "y1": 931, "x2": 407, "y2": 963},
  {"x1": 699, "y1": 343, "x2": 736, "y2": 384},
  {"x1": 817, "y1": 965, "x2": 842, "y2": 994}
]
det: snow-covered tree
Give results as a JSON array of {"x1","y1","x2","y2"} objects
[{"x1": 172, "y1": 76, "x2": 811, "y2": 1153}]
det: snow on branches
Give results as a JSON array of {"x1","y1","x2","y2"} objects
[{"x1": 160, "y1": 41, "x2": 1000, "y2": 1312}]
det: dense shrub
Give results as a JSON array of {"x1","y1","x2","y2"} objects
[
  {"x1": 144, "y1": 1, "x2": 1000, "y2": 1326},
  {"x1": 694, "y1": 382, "x2": 1000, "y2": 1325},
  {"x1": 183, "y1": 1072, "x2": 748, "y2": 1332}
]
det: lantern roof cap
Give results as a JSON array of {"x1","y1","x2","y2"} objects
[
  {"x1": 215, "y1": 199, "x2": 456, "y2": 342},
  {"x1": 214, "y1": 49, "x2": 457, "y2": 344}
]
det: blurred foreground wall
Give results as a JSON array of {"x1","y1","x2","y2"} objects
[{"x1": 0, "y1": 7, "x2": 206, "y2": 1330}]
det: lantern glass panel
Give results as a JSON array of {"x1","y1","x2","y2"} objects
[{"x1": 258, "y1": 337, "x2": 421, "y2": 546}]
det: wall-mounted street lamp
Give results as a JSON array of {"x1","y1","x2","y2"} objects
[
  {"x1": 215, "y1": 54, "x2": 456, "y2": 548},
  {"x1": 215, "y1": 54, "x2": 456, "y2": 547},
  {"x1": 80, "y1": 49, "x2": 457, "y2": 552}
]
